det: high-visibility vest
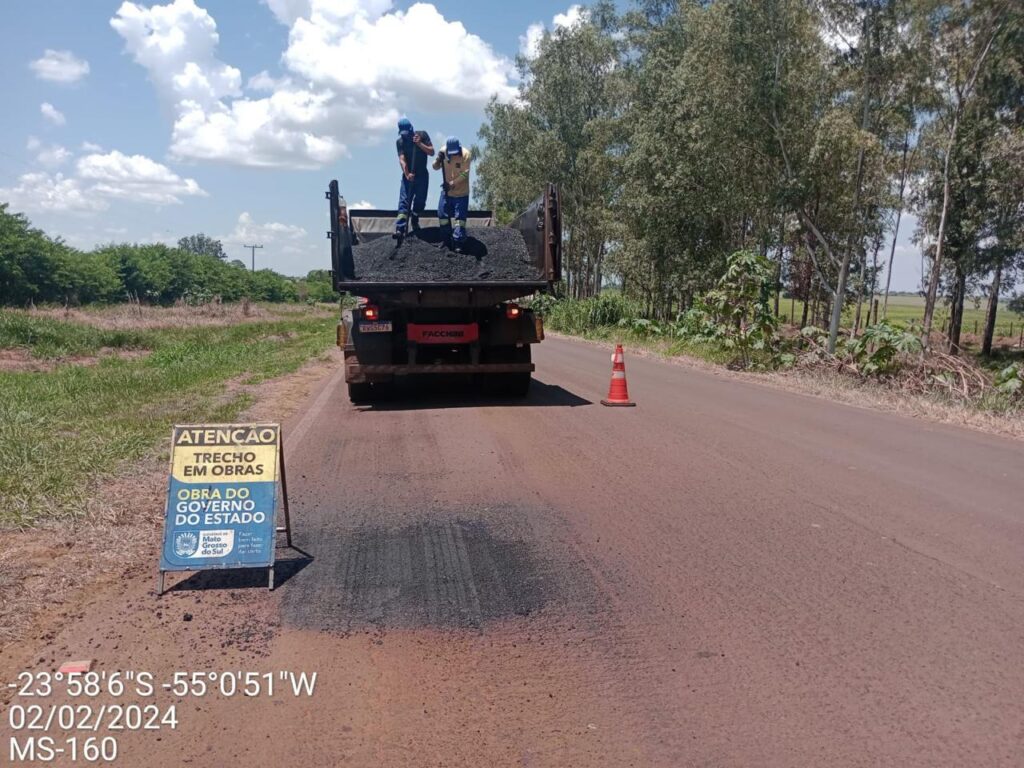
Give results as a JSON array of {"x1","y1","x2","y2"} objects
[{"x1": 439, "y1": 149, "x2": 472, "y2": 197}]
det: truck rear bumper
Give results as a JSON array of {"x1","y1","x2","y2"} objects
[{"x1": 346, "y1": 362, "x2": 534, "y2": 382}]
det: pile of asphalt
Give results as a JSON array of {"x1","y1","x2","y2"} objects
[{"x1": 348, "y1": 226, "x2": 542, "y2": 282}]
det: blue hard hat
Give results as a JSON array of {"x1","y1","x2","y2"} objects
[
  {"x1": 446, "y1": 137, "x2": 462, "y2": 156},
  {"x1": 398, "y1": 117, "x2": 413, "y2": 134}
]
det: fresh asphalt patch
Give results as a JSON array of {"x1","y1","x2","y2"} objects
[{"x1": 281, "y1": 505, "x2": 596, "y2": 633}]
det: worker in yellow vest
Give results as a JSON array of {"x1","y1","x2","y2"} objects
[{"x1": 433, "y1": 137, "x2": 472, "y2": 253}]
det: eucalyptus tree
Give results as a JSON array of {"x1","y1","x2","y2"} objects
[
  {"x1": 477, "y1": 2, "x2": 625, "y2": 298},
  {"x1": 916, "y1": 0, "x2": 1008, "y2": 348}
]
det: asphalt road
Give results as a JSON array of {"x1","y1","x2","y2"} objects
[
  {"x1": 268, "y1": 335, "x2": 1024, "y2": 766},
  {"x1": 26, "y1": 335, "x2": 1021, "y2": 767}
]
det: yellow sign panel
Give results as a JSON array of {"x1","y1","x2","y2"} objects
[{"x1": 170, "y1": 424, "x2": 279, "y2": 483}]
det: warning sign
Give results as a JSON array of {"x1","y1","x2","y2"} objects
[{"x1": 160, "y1": 424, "x2": 281, "y2": 573}]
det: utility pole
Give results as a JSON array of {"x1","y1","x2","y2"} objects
[{"x1": 243, "y1": 244, "x2": 263, "y2": 271}]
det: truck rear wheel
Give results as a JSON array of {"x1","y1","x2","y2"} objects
[
  {"x1": 348, "y1": 382, "x2": 374, "y2": 403},
  {"x1": 499, "y1": 371, "x2": 532, "y2": 397},
  {"x1": 484, "y1": 346, "x2": 531, "y2": 397}
]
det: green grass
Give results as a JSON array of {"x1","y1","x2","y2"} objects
[
  {"x1": 0, "y1": 312, "x2": 153, "y2": 358},
  {"x1": 0, "y1": 309, "x2": 335, "y2": 528},
  {"x1": 552, "y1": 322, "x2": 740, "y2": 366}
]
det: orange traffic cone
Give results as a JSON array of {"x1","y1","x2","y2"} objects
[{"x1": 601, "y1": 344, "x2": 636, "y2": 407}]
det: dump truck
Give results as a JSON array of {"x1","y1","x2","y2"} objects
[{"x1": 327, "y1": 181, "x2": 561, "y2": 402}]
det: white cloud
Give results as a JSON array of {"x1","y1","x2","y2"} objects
[
  {"x1": 39, "y1": 146, "x2": 72, "y2": 167},
  {"x1": 111, "y1": 0, "x2": 516, "y2": 168},
  {"x1": 30, "y1": 49, "x2": 91, "y2": 83},
  {"x1": 262, "y1": 0, "x2": 311, "y2": 26},
  {"x1": 553, "y1": 5, "x2": 585, "y2": 29},
  {"x1": 520, "y1": 4, "x2": 586, "y2": 59},
  {"x1": 76, "y1": 150, "x2": 207, "y2": 205},
  {"x1": 1, "y1": 148, "x2": 206, "y2": 216},
  {"x1": 81, "y1": 141, "x2": 104, "y2": 152},
  {"x1": 221, "y1": 211, "x2": 306, "y2": 245},
  {"x1": 111, "y1": 0, "x2": 347, "y2": 168},
  {"x1": 169, "y1": 88, "x2": 347, "y2": 167},
  {"x1": 283, "y1": 1, "x2": 517, "y2": 109},
  {"x1": 110, "y1": 0, "x2": 241, "y2": 107},
  {"x1": 349, "y1": 200, "x2": 376, "y2": 209},
  {"x1": 247, "y1": 70, "x2": 289, "y2": 92},
  {"x1": 27, "y1": 137, "x2": 72, "y2": 168},
  {"x1": 0, "y1": 172, "x2": 108, "y2": 214},
  {"x1": 519, "y1": 23, "x2": 545, "y2": 59},
  {"x1": 40, "y1": 102, "x2": 66, "y2": 126}
]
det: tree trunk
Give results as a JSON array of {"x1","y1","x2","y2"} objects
[
  {"x1": 809, "y1": 276, "x2": 818, "y2": 328},
  {"x1": 774, "y1": 252, "x2": 782, "y2": 318},
  {"x1": 854, "y1": 250, "x2": 868, "y2": 335},
  {"x1": 774, "y1": 218, "x2": 785, "y2": 318},
  {"x1": 921, "y1": 24, "x2": 999, "y2": 347},
  {"x1": 828, "y1": 9, "x2": 873, "y2": 354},
  {"x1": 921, "y1": 116, "x2": 959, "y2": 349},
  {"x1": 866, "y1": 237, "x2": 880, "y2": 330},
  {"x1": 801, "y1": 271, "x2": 811, "y2": 328},
  {"x1": 883, "y1": 133, "x2": 911, "y2": 319},
  {"x1": 982, "y1": 257, "x2": 1003, "y2": 356},
  {"x1": 947, "y1": 267, "x2": 966, "y2": 355}
]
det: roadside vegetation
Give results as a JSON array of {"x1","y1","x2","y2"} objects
[
  {"x1": 479, "y1": 0, "x2": 1024, "y2": 367},
  {"x1": 530, "y1": 250, "x2": 1024, "y2": 420},
  {"x1": 0, "y1": 204, "x2": 336, "y2": 306},
  {"x1": 0, "y1": 304, "x2": 335, "y2": 528}
]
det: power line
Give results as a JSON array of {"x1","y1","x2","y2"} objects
[{"x1": 243, "y1": 243, "x2": 263, "y2": 271}]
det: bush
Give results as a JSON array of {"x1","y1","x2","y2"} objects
[
  {"x1": 530, "y1": 292, "x2": 643, "y2": 335},
  {"x1": 843, "y1": 320, "x2": 922, "y2": 375},
  {"x1": 995, "y1": 363, "x2": 1023, "y2": 397},
  {"x1": 677, "y1": 250, "x2": 780, "y2": 368}
]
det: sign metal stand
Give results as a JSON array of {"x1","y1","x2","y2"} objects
[{"x1": 270, "y1": 434, "x2": 294, "y2": 590}]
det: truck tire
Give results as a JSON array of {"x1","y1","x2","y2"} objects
[
  {"x1": 500, "y1": 371, "x2": 532, "y2": 397},
  {"x1": 485, "y1": 346, "x2": 531, "y2": 397},
  {"x1": 348, "y1": 382, "x2": 374, "y2": 403}
]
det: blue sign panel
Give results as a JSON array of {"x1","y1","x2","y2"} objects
[{"x1": 160, "y1": 424, "x2": 280, "y2": 572}]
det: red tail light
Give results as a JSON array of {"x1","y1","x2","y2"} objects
[
  {"x1": 363, "y1": 305, "x2": 379, "y2": 321},
  {"x1": 506, "y1": 303, "x2": 521, "y2": 319}
]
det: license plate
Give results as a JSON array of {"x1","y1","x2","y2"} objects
[{"x1": 359, "y1": 321, "x2": 392, "y2": 333}]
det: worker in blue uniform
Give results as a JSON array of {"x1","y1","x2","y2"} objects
[
  {"x1": 394, "y1": 118, "x2": 433, "y2": 240},
  {"x1": 432, "y1": 137, "x2": 472, "y2": 252}
]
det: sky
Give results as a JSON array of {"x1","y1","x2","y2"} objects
[{"x1": 1, "y1": 0, "x2": 925, "y2": 290}]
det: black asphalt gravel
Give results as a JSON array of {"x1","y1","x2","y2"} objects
[{"x1": 349, "y1": 226, "x2": 541, "y2": 282}]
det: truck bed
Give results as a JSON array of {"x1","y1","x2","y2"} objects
[
  {"x1": 328, "y1": 182, "x2": 561, "y2": 297},
  {"x1": 347, "y1": 226, "x2": 543, "y2": 284}
]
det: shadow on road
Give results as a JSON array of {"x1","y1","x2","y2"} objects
[
  {"x1": 166, "y1": 548, "x2": 313, "y2": 593},
  {"x1": 355, "y1": 378, "x2": 592, "y2": 411}
]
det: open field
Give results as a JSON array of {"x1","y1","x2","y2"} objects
[
  {"x1": 0, "y1": 303, "x2": 336, "y2": 528},
  {"x1": 779, "y1": 293, "x2": 1022, "y2": 343}
]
